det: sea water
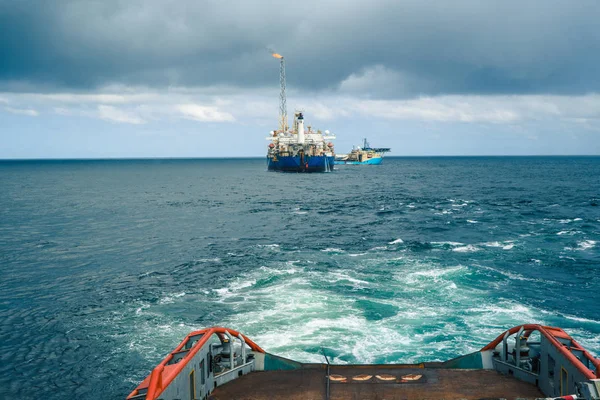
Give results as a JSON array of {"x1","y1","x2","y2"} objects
[{"x1": 0, "y1": 157, "x2": 599, "y2": 399}]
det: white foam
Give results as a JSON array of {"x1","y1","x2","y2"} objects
[
  {"x1": 452, "y1": 245, "x2": 479, "y2": 253},
  {"x1": 348, "y1": 252, "x2": 367, "y2": 257},
  {"x1": 475, "y1": 265, "x2": 548, "y2": 284},
  {"x1": 318, "y1": 270, "x2": 370, "y2": 287},
  {"x1": 559, "y1": 218, "x2": 583, "y2": 224},
  {"x1": 557, "y1": 230, "x2": 582, "y2": 236},
  {"x1": 410, "y1": 265, "x2": 466, "y2": 279},
  {"x1": 502, "y1": 244, "x2": 515, "y2": 250},
  {"x1": 158, "y1": 292, "x2": 186, "y2": 304},
  {"x1": 562, "y1": 314, "x2": 600, "y2": 325},
  {"x1": 482, "y1": 241, "x2": 503, "y2": 248},
  {"x1": 170, "y1": 250, "x2": 598, "y2": 367},
  {"x1": 467, "y1": 220, "x2": 478, "y2": 224},
  {"x1": 577, "y1": 240, "x2": 597, "y2": 250},
  {"x1": 388, "y1": 238, "x2": 404, "y2": 244},
  {"x1": 194, "y1": 258, "x2": 221, "y2": 263},
  {"x1": 135, "y1": 303, "x2": 151, "y2": 315},
  {"x1": 258, "y1": 263, "x2": 301, "y2": 276},
  {"x1": 431, "y1": 241, "x2": 464, "y2": 246},
  {"x1": 248, "y1": 314, "x2": 414, "y2": 364},
  {"x1": 229, "y1": 279, "x2": 257, "y2": 291},
  {"x1": 467, "y1": 303, "x2": 535, "y2": 321},
  {"x1": 321, "y1": 248, "x2": 345, "y2": 253},
  {"x1": 438, "y1": 210, "x2": 453, "y2": 215}
]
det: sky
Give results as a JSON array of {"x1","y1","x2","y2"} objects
[{"x1": 1, "y1": 0, "x2": 600, "y2": 158}]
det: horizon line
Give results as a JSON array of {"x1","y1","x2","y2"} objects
[{"x1": 1, "y1": 154, "x2": 600, "y2": 161}]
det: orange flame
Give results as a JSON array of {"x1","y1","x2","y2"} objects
[{"x1": 272, "y1": 53, "x2": 283, "y2": 59}]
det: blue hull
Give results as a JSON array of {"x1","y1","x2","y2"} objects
[
  {"x1": 334, "y1": 157, "x2": 383, "y2": 165},
  {"x1": 267, "y1": 155, "x2": 335, "y2": 172}
]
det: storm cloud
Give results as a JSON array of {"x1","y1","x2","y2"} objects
[{"x1": 2, "y1": 0, "x2": 600, "y2": 97}]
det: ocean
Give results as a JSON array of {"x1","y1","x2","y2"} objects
[{"x1": 0, "y1": 157, "x2": 599, "y2": 399}]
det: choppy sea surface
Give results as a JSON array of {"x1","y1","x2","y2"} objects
[{"x1": 1, "y1": 157, "x2": 599, "y2": 399}]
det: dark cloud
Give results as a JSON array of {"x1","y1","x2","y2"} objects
[{"x1": 1, "y1": 0, "x2": 599, "y2": 97}]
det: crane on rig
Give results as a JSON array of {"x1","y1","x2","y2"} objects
[{"x1": 272, "y1": 53, "x2": 288, "y2": 133}]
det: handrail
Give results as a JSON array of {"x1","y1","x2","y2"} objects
[
  {"x1": 126, "y1": 326, "x2": 265, "y2": 400},
  {"x1": 481, "y1": 324, "x2": 599, "y2": 379},
  {"x1": 145, "y1": 365, "x2": 164, "y2": 400}
]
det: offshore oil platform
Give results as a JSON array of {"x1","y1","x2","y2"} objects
[{"x1": 266, "y1": 53, "x2": 336, "y2": 172}]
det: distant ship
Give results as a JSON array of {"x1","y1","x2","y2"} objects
[
  {"x1": 127, "y1": 324, "x2": 600, "y2": 400},
  {"x1": 266, "y1": 53, "x2": 336, "y2": 172},
  {"x1": 267, "y1": 111, "x2": 336, "y2": 172},
  {"x1": 335, "y1": 138, "x2": 390, "y2": 165}
]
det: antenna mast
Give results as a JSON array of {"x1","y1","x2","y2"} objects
[{"x1": 272, "y1": 53, "x2": 287, "y2": 133}]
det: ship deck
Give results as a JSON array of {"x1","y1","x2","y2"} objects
[{"x1": 208, "y1": 365, "x2": 544, "y2": 400}]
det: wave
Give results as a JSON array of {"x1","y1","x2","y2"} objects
[
  {"x1": 348, "y1": 252, "x2": 368, "y2": 257},
  {"x1": 453, "y1": 245, "x2": 480, "y2": 253},
  {"x1": 562, "y1": 314, "x2": 600, "y2": 325},
  {"x1": 557, "y1": 230, "x2": 583, "y2": 236},
  {"x1": 564, "y1": 218, "x2": 583, "y2": 223},
  {"x1": 434, "y1": 209, "x2": 453, "y2": 215},
  {"x1": 474, "y1": 265, "x2": 553, "y2": 284},
  {"x1": 577, "y1": 240, "x2": 597, "y2": 250},
  {"x1": 408, "y1": 265, "x2": 467, "y2": 279},
  {"x1": 482, "y1": 241, "x2": 502, "y2": 247},
  {"x1": 369, "y1": 246, "x2": 388, "y2": 251},
  {"x1": 321, "y1": 248, "x2": 345, "y2": 253},
  {"x1": 431, "y1": 241, "x2": 464, "y2": 246},
  {"x1": 158, "y1": 292, "x2": 186, "y2": 304}
]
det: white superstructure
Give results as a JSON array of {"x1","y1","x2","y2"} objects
[{"x1": 266, "y1": 112, "x2": 336, "y2": 157}]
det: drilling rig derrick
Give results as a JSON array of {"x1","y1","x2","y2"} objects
[{"x1": 272, "y1": 53, "x2": 288, "y2": 133}]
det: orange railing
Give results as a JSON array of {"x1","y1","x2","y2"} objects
[
  {"x1": 481, "y1": 324, "x2": 599, "y2": 379},
  {"x1": 127, "y1": 326, "x2": 265, "y2": 400}
]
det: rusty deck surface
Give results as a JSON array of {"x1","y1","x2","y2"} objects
[{"x1": 209, "y1": 366, "x2": 544, "y2": 400}]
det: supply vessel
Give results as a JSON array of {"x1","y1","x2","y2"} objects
[
  {"x1": 335, "y1": 138, "x2": 391, "y2": 165},
  {"x1": 127, "y1": 324, "x2": 600, "y2": 400},
  {"x1": 266, "y1": 53, "x2": 336, "y2": 172}
]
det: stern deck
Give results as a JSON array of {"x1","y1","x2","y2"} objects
[{"x1": 209, "y1": 366, "x2": 544, "y2": 400}]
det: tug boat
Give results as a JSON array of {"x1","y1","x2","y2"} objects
[{"x1": 127, "y1": 324, "x2": 600, "y2": 400}]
